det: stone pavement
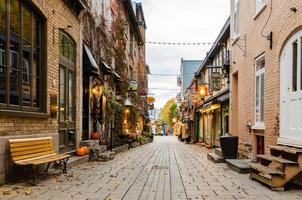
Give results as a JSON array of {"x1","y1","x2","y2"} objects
[{"x1": 1, "y1": 136, "x2": 302, "y2": 200}]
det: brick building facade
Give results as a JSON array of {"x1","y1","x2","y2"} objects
[
  {"x1": 0, "y1": 0, "x2": 84, "y2": 184},
  {"x1": 230, "y1": 0, "x2": 302, "y2": 159}
]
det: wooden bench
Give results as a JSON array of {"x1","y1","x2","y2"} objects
[{"x1": 9, "y1": 137, "x2": 70, "y2": 184}]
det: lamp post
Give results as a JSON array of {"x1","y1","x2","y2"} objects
[{"x1": 124, "y1": 98, "x2": 133, "y2": 133}]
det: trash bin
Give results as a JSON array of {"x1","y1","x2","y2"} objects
[{"x1": 219, "y1": 133, "x2": 238, "y2": 159}]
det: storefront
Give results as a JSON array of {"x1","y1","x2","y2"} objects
[
  {"x1": 82, "y1": 43, "x2": 121, "y2": 144},
  {"x1": 195, "y1": 89, "x2": 229, "y2": 148}
]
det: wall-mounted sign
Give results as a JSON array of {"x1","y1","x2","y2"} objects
[{"x1": 128, "y1": 80, "x2": 138, "y2": 91}]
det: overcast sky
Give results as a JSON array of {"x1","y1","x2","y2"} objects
[{"x1": 139, "y1": 0, "x2": 230, "y2": 109}]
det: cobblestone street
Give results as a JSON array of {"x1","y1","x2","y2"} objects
[{"x1": 1, "y1": 136, "x2": 302, "y2": 200}]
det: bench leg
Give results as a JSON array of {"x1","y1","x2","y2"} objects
[
  {"x1": 62, "y1": 158, "x2": 69, "y2": 174},
  {"x1": 31, "y1": 165, "x2": 39, "y2": 186},
  {"x1": 45, "y1": 162, "x2": 52, "y2": 172}
]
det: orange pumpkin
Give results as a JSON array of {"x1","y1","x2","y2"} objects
[
  {"x1": 76, "y1": 147, "x2": 86, "y2": 156},
  {"x1": 82, "y1": 146, "x2": 89, "y2": 155},
  {"x1": 91, "y1": 131, "x2": 100, "y2": 140}
]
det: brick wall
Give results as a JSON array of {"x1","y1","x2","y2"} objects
[
  {"x1": 229, "y1": 0, "x2": 302, "y2": 158},
  {"x1": 0, "y1": 0, "x2": 81, "y2": 185}
]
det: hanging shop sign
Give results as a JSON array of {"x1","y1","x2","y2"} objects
[
  {"x1": 128, "y1": 80, "x2": 138, "y2": 91},
  {"x1": 139, "y1": 89, "x2": 148, "y2": 96},
  {"x1": 210, "y1": 72, "x2": 222, "y2": 91},
  {"x1": 147, "y1": 96, "x2": 155, "y2": 104}
]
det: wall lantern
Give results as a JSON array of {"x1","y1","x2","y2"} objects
[
  {"x1": 91, "y1": 85, "x2": 103, "y2": 97},
  {"x1": 124, "y1": 98, "x2": 133, "y2": 108},
  {"x1": 199, "y1": 85, "x2": 208, "y2": 98},
  {"x1": 50, "y1": 94, "x2": 58, "y2": 118}
]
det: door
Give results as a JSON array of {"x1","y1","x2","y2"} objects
[
  {"x1": 279, "y1": 30, "x2": 302, "y2": 147},
  {"x1": 59, "y1": 66, "x2": 76, "y2": 152}
]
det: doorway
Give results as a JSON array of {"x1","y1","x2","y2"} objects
[
  {"x1": 279, "y1": 30, "x2": 302, "y2": 147},
  {"x1": 59, "y1": 66, "x2": 76, "y2": 152},
  {"x1": 231, "y1": 73, "x2": 238, "y2": 135},
  {"x1": 58, "y1": 31, "x2": 76, "y2": 153}
]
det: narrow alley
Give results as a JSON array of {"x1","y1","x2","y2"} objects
[{"x1": 1, "y1": 136, "x2": 301, "y2": 200}]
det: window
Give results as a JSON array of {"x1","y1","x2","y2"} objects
[
  {"x1": 59, "y1": 32, "x2": 75, "y2": 63},
  {"x1": 255, "y1": 54, "x2": 265, "y2": 125},
  {"x1": 256, "y1": 0, "x2": 266, "y2": 14},
  {"x1": 234, "y1": 0, "x2": 240, "y2": 37},
  {"x1": 0, "y1": 0, "x2": 44, "y2": 111},
  {"x1": 293, "y1": 41, "x2": 298, "y2": 92}
]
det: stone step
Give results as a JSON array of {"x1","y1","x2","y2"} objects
[
  {"x1": 80, "y1": 140, "x2": 100, "y2": 149},
  {"x1": 97, "y1": 151, "x2": 116, "y2": 162},
  {"x1": 214, "y1": 148, "x2": 223, "y2": 157},
  {"x1": 207, "y1": 152, "x2": 224, "y2": 163},
  {"x1": 225, "y1": 159, "x2": 251, "y2": 174},
  {"x1": 67, "y1": 155, "x2": 89, "y2": 168},
  {"x1": 112, "y1": 144, "x2": 129, "y2": 153},
  {"x1": 257, "y1": 154, "x2": 298, "y2": 165}
]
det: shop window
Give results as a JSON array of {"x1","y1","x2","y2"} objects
[
  {"x1": 255, "y1": 54, "x2": 265, "y2": 125},
  {"x1": 0, "y1": 0, "x2": 44, "y2": 111}
]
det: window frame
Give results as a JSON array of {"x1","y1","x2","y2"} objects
[
  {"x1": 233, "y1": 0, "x2": 240, "y2": 38},
  {"x1": 255, "y1": 53, "x2": 265, "y2": 126},
  {"x1": 0, "y1": 0, "x2": 46, "y2": 115}
]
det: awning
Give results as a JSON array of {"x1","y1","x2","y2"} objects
[
  {"x1": 83, "y1": 44, "x2": 100, "y2": 76},
  {"x1": 111, "y1": 69, "x2": 122, "y2": 82},
  {"x1": 195, "y1": 88, "x2": 229, "y2": 111},
  {"x1": 101, "y1": 61, "x2": 122, "y2": 82},
  {"x1": 101, "y1": 60, "x2": 114, "y2": 75}
]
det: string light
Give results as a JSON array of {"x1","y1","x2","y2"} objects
[
  {"x1": 133, "y1": 72, "x2": 196, "y2": 76},
  {"x1": 122, "y1": 39, "x2": 226, "y2": 46},
  {"x1": 148, "y1": 88, "x2": 180, "y2": 91}
]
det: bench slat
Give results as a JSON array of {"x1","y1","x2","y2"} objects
[
  {"x1": 16, "y1": 154, "x2": 70, "y2": 165},
  {"x1": 10, "y1": 140, "x2": 52, "y2": 148},
  {"x1": 9, "y1": 137, "x2": 52, "y2": 143},
  {"x1": 10, "y1": 143, "x2": 53, "y2": 153},
  {"x1": 13, "y1": 150, "x2": 55, "y2": 161},
  {"x1": 11, "y1": 147, "x2": 54, "y2": 157}
]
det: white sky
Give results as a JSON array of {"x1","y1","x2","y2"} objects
[{"x1": 139, "y1": 0, "x2": 230, "y2": 109}]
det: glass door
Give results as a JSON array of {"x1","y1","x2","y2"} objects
[{"x1": 59, "y1": 65, "x2": 75, "y2": 152}]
